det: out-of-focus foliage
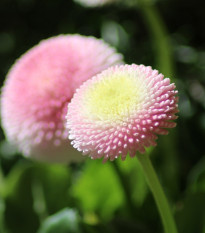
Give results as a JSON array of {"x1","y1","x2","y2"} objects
[
  {"x1": 0, "y1": 0, "x2": 205, "y2": 232},
  {"x1": 71, "y1": 160, "x2": 125, "y2": 220},
  {"x1": 37, "y1": 208, "x2": 81, "y2": 233}
]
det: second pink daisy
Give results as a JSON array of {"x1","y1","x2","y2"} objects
[{"x1": 1, "y1": 34, "x2": 123, "y2": 163}]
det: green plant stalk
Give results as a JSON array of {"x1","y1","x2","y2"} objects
[
  {"x1": 31, "y1": 177, "x2": 48, "y2": 223},
  {"x1": 138, "y1": 1, "x2": 179, "y2": 196},
  {"x1": 136, "y1": 153, "x2": 178, "y2": 233},
  {"x1": 138, "y1": 1, "x2": 175, "y2": 79}
]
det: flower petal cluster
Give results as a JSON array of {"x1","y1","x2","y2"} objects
[
  {"x1": 73, "y1": 0, "x2": 154, "y2": 8},
  {"x1": 74, "y1": 0, "x2": 116, "y2": 7},
  {"x1": 66, "y1": 64, "x2": 178, "y2": 162},
  {"x1": 1, "y1": 34, "x2": 123, "y2": 163}
]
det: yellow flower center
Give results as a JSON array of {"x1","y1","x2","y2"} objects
[{"x1": 85, "y1": 74, "x2": 145, "y2": 120}]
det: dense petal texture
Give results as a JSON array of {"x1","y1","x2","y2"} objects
[
  {"x1": 1, "y1": 34, "x2": 123, "y2": 163},
  {"x1": 66, "y1": 64, "x2": 179, "y2": 162}
]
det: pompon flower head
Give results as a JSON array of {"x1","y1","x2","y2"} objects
[
  {"x1": 66, "y1": 64, "x2": 179, "y2": 162},
  {"x1": 73, "y1": 0, "x2": 151, "y2": 7},
  {"x1": 74, "y1": 0, "x2": 116, "y2": 7},
  {"x1": 1, "y1": 34, "x2": 123, "y2": 163}
]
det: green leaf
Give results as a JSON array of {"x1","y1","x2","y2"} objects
[
  {"x1": 37, "y1": 208, "x2": 81, "y2": 233},
  {"x1": 71, "y1": 159, "x2": 124, "y2": 221}
]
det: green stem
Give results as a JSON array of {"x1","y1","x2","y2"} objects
[
  {"x1": 138, "y1": 1, "x2": 179, "y2": 196},
  {"x1": 31, "y1": 177, "x2": 48, "y2": 223},
  {"x1": 139, "y1": 1, "x2": 175, "y2": 79},
  {"x1": 136, "y1": 153, "x2": 178, "y2": 233}
]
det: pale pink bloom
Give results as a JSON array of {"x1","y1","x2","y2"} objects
[
  {"x1": 73, "y1": 0, "x2": 149, "y2": 7},
  {"x1": 74, "y1": 0, "x2": 116, "y2": 7},
  {"x1": 1, "y1": 34, "x2": 123, "y2": 163},
  {"x1": 66, "y1": 64, "x2": 178, "y2": 162}
]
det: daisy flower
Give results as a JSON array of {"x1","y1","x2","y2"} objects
[
  {"x1": 74, "y1": 0, "x2": 116, "y2": 7},
  {"x1": 1, "y1": 34, "x2": 123, "y2": 163},
  {"x1": 66, "y1": 64, "x2": 178, "y2": 162}
]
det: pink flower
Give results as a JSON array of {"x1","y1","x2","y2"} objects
[
  {"x1": 74, "y1": 0, "x2": 116, "y2": 7},
  {"x1": 1, "y1": 34, "x2": 123, "y2": 163},
  {"x1": 66, "y1": 64, "x2": 179, "y2": 162}
]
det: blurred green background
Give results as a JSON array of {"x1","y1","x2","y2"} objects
[{"x1": 0, "y1": 0, "x2": 205, "y2": 232}]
